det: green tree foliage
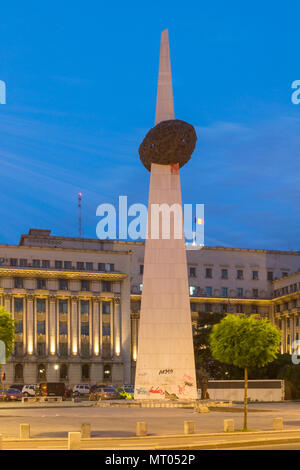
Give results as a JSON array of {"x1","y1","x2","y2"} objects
[
  {"x1": 209, "y1": 314, "x2": 281, "y2": 430},
  {"x1": 193, "y1": 311, "x2": 243, "y2": 381},
  {"x1": 0, "y1": 306, "x2": 15, "y2": 362}
]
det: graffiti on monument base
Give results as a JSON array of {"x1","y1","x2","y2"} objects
[
  {"x1": 165, "y1": 390, "x2": 179, "y2": 399},
  {"x1": 158, "y1": 368, "x2": 173, "y2": 375},
  {"x1": 149, "y1": 386, "x2": 165, "y2": 395},
  {"x1": 135, "y1": 387, "x2": 150, "y2": 396},
  {"x1": 177, "y1": 373, "x2": 195, "y2": 396}
]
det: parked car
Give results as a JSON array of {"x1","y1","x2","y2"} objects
[
  {"x1": 118, "y1": 386, "x2": 134, "y2": 399},
  {"x1": 89, "y1": 387, "x2": 120, "y2": 401},
  {"x1": 72, "y1": 384, "x2": 90, "y2": 397},
  {"x1": 0, "y1": 389, "x2": 23, "y2": 401},
  {"x1": 36, "y1": 382, "x2": 66, "y2": 397},
  {"x1": 22, "y1": 384, "x2": 38, "y2": 397},
  {"x1": 64, "y1": 387, "x2": 73, "y2": 399},
  {"x1": 9, "y1": 384, "x2": 24, "y2": 392}
]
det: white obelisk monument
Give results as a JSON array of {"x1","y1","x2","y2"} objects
[{"x1": 134, "y1": 29, "x2": 197, "y2": 400}]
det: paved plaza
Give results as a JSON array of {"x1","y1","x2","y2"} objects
[{"x1": 1, "y1": 402, "x2": 300, "y2": 439}]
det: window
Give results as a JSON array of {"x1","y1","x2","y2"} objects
[
  {"x1": 37, "y1": 343, "x2": 46, "y2": 356},
  {"x1": 33, "y1": 259, "x2": 40, "y2": 268},
  {"x1": 236, "y1": 304, "x2": 243, "y2": 313},
  {"x1": 81, "y1": 344, "x2": 90, "y2": 357},
  {"x1": 10, "y1": 258, "x2": 17, "y2": 266},
  {"x1": 81, "y1": 280, "x2": 90, "y2": 292},
  {"x1": 221, "y1": 269, "x2": 228, "y2": 279},
  {"x1": 282, "y1": 272, "x2": 288, "y2": 277},
  {"x1": 14, "y1": 343, "x2": 23, "y2": 356},
  {"x1": 37, "y1": 321, "x2": 46, "y2": 334},
  {"x1": 15, "y1": 320, "x2": 23, "y2": 334},
  {"x1": 82, "y1": 364, "x2": 90, "y2": 379},
  {"x1": 267, "y1": 271, "x2": 273, "y2": 281},
  {"x1": 205, "y1": 268, "x2": 212, "y2": 278},
  {"x1": 64, "y1": 261, "x2": 72, "y2": 269},
  {"x1": 37, "y1": 364, "x2": 46, "y2": 380},
  {"x1": 77, "y1": 262, "x2": 84, "y2": 270},
  {"x1": 287, "y1": 335, "x2": 290, "y2": 345},
  {"x1": 287, "y1": 318, "x2": 290, "y2": 328},
  {"x1": 206, "y1": 287, "x2": 212, "y2": 296},
  {"x1": 98, "y1": 263, "x2": 105, "y2": 271},
  {"x1": 86, "y1": 262, "x2": 93, "y2": 271},
  {"x1": 59, "y1": 343, "x2": 68, "y2": 356},
  {"x1": 221, "y1": 304, "x2": 228, "y2": 313},
  {"x1": 14, "y1": 363, "x2": 23, "y2": 380},
  {"x1": 252, "y1": 305, "x2": 258, "y2": 313},
  {"x1": 42, "y1": 260, "x2": 50, "y2": 268},
  {"x1": 205, "y1": 303, "x2": 211, "y2": 313},
  {"x1": 14, "y1": 278, "x2": 23, "y2": 289},
  {"x1": 107, "y1": 263, "x2": 114, "y2": 272},
  {"x1": 102, "y1": 281, "x2": 111, "y2": 292},
  {"x1": 237, "y1": 288, "x2": 243, "y2": 297},
  {"x1": 140, "y1": 265, "x2": 144, "y2": 275},
  {"x1": 81, "y1": 322, "x2": 89, "y2": 336},
  {"x1": 37, "y1": 278, "x2": 46, "y2": 289},
  {"x1": 296, "y1": 317, "x2": 299, "y2": 326},
  {"x1": 139, "y1": 283, "x2": 143, "y2": 292},
  {"x1": 59, "y1": 321, "x2": 68, "y2": 335},
  {"x1": 237, "y1": 270, "x2": 243, "y2": 280},
  {"x1": 103, "y1": 364, "x2": 111, "y2": 380},
  {"x1": 20, "y1": 258, "x2": 27, "y2": 267},
  {"x1": 189, "y1": 286, "x2": 196, "y2": 296},
  {"x1": 222, "y1": 287, "x2": 228, "y2": 297},
  {"x1": 102, "y1": 301, "x2": 110, "y2": 314},
  {"x1": 252, "y1": 271, "x2": 259, "y2": 280},
  {"x1": 58, "y1": 279, "x2": 68, "y2": 290},
  {"x1": 59, "y1": 300, "x2": 68, "y2": 314},
  {"x1": 14, "y1": 298, "x2": 23, "y2": 312},
  {"x1": 189, "y1": 267, "x2": 196, "y2": 277},
  {"x1": 252, "y1": 288, "x2": 258, "y2": 298},
  {"x1": 60, "y1": 364, "x2": 68, "y2": 379},
  {"x1": 80, "y1": 300, "x2": 89, "y2": 314},
  {"x1": 102, "y1": 322, "x2": 111, "y2": 336},
  {"x1": 36, "y1": 298, "x2": 46, "y2": 313},
  {"x1": 55, "y1": 260, "x2": 62, "y2": 269}
]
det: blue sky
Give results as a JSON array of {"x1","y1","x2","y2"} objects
[{"x1": 1, "y1": 0, "x2": 300, "y2": 249}]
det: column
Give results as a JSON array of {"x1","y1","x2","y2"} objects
[
  {"x1": 49, "y1": 296, "x2": 57, "y2": 355},
  {"x1": 282, "y1": 317, "x2": 287, "y2": 354},
  {"x1": 110, "y1": 300, "x2": 114, "y2": 357},
  {"x1": 290, "y1": 314, "x2": 295, "y2": 354},
  {"x1": 92, "y1": 300, "x2": 100, "y2": 356},
  {"x1": 99, "y1": 300, "x2": 103, "y2": 358},
  {"x1": 4, "y1": 294, "x2": 11, "y2": 312},
  {"x1": 71, "y1": 296, "x2": 78, "y2": 356},
  {"x1": 26, "y1": 295, "x2": 34, "y2": 355},
  {"x1": 114, "y1": 298, "x2": 121, "y2": 357}
]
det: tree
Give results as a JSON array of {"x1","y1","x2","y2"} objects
[
  {"x1": 0, "y1": 306, "x2": 15, "y2": 362},
  {"x1": 193, "y1": 311, "x2": 242, "y2": 381},
  {"x1": 209, "y1": 314, "x2": 281, "y2": 430}
]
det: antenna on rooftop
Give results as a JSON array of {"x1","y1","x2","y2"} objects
[{"x1": 78, "y1": 192, "x2": 82, "y2": 238}]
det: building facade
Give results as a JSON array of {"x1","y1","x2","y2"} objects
[{"x1": 1, "y1": 228, "x2": 300, "y2": 386}]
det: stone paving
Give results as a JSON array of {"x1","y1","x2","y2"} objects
[{"x1": 0, "y1": 402, "x2": 300, "y2": 439}]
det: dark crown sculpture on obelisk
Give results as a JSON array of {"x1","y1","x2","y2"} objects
[{"x1": 134, "y1": 29, "x2": 197, "y2": 400}]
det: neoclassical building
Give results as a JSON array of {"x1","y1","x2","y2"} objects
[{"x1": 1, "y1": 228, "x2": 300, "y2": 386}]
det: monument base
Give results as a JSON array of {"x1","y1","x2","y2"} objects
[{"x1": 96, "y1": 399, "x2": 232, "y2": 409}]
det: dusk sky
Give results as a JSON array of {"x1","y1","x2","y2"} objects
[{"x1": 1, "y1": 1, "x2": 300, "y2": 250}]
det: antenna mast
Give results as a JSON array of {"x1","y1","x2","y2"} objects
[{"x1": 78, "y1": 192, "x2": 82, "y2": 238}]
